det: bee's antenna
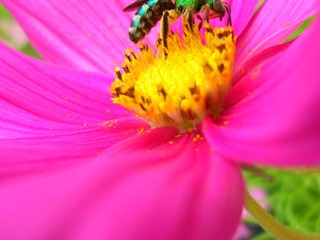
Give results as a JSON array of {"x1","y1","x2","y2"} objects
[{"x1": 223, "y1": 2, "x2": 232, "y2": 26}]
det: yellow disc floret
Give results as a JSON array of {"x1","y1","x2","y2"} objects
[{"x1": 110, "y1": 24, "x2": 236, "y2": 129}]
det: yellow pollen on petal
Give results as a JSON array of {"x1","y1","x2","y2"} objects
[{"x1": 110, "y1": 23, "x2": 236, "y2": 129}]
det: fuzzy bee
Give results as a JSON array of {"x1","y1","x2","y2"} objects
[{"x1": 124, "y1": 0, "x2": 231, "y2": 47}]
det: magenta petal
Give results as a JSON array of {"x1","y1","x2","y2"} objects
[
  {"x1": 0, "y1": 42, "x2": 151, "y2": 174},
  {"x1": 0, "y1": 128, "x2": 244, "y2": 240},
  {"x1": 236, "y1": 0, "x2": 320, "y2": 72},
  {"x1": 1, "y1": 0, "x2": 137, "y2": 71},
  {"x1": 0, "y1": 42, "x2": 131, "y2": 134},
  {"x1": 203, "y1": 19, "x2": 320, "y2": 167},
  {"x1": 0, "y1": 117, "x2": 150, "y2": 176},
  {"x1": 235, "y1": 20, "x2": 308, "y2": 78},
  {"x1": 229, "y1": 0, "x2": 260, "y2": 36}
]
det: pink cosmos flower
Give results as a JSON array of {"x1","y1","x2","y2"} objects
[{"x1": 0, "y1": 0, "x2": 319, "y2": 240}]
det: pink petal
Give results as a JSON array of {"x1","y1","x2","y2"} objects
[
  {"x1": 0, "y1": 0, "x2": 137, "y2": 72},
  {"x1": 0, "y1": 117, "x2": 150, "y2": 176},
  {"x1": 0, "y1": 42, "x2": 151, "y2": 174},
  {"x1": 0, "y1": 128, "x2": 244, "y2": 240},
  {"x1": 203, "y1": 19, "x2": 320, "y2": 167},
  {"x1": 0, "y1": 42, "x2": 131, "y2": 136},
  {"x1": 229, "y1": 0, "x2": 261, "y2": 36},
  {"x1": 235, "y1": 0, "x2": 320, "y2": 74}
]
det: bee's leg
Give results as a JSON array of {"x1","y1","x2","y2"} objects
[
  {"x1": 223, "y1": 2, "x2": 232, "y2": 26},
  {"x1": 196, "y1": 15, "x2": 203, "y2": 30},
  {"x1": 204, "y1": 4, "x2": 210, "y2": 23},
  {"x1": 160, "y1": 9, "x2": 178, "y2": 54},
  {"x1": 182, "y1": 7, "x2": 194, "y2": 32},
  {"x1": 198, "y1": 3, "x2": 210, "y2": 24}
]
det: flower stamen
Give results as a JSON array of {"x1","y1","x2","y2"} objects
[{"x1": 111, "y1": 23, "x2": 236, "y2": 129}]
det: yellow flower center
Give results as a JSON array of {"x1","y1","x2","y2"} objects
[{"x1": 110, "y1": 24, "x2": 236, "y2": 129}]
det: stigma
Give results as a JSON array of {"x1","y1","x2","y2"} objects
[{"x1": 110, "y1": 23, "x2": 236, "y2": 129}]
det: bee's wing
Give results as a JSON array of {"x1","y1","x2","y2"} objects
[{"x1": 123, "y1": 0, "x2": 148, "y2": 12}]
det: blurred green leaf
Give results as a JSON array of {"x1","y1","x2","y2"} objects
[
  {"x1": 20, "y1": 44, "x2": 41, "y2": 58},
  {"x1": 245, "y1": 168, "x2": 320, "y2": 239},
  {"x1": 0, "y1": 4, "x2": 12, "y2": 19}
]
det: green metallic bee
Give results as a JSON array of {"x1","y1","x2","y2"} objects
[{"x1": 124, "y1": 0, "x2": 232, "y2": 47}]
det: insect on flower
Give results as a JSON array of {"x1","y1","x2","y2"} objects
[{"x1": 123, "y1": 0, "x2": 232, "y2": 48}]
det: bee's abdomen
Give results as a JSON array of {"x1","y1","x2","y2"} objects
[{"x1": 129, "y1": 0, "x2": 175, "y2": 43}]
